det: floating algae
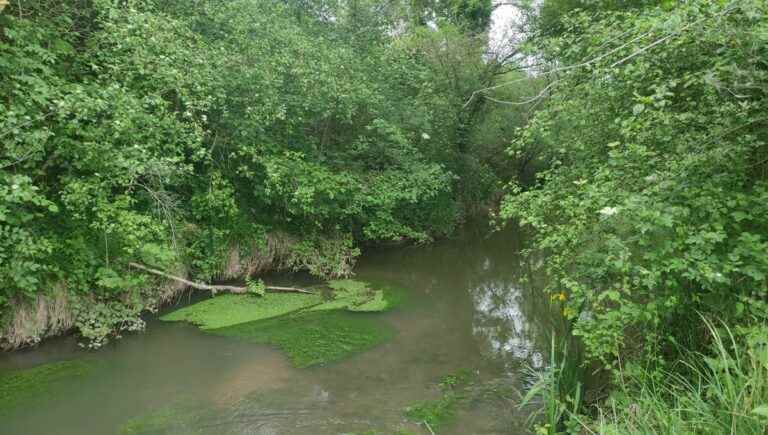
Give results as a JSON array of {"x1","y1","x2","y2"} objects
[
  {"x1": 0, "y1": 360, "x2": 93, "y2": 414},
  {"x1": 159, "y1": 280, "x2": 403, "y2": 367},
  {"x1": 309, "y1": 279, "x2": 402, "y2": 313},
  {"x1": 160, "y1": 293, "x2": 323, "y2": 329}
]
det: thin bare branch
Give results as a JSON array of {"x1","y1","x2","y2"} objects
[
  {"x1": 481, "y1": 79, "x2": 560, "y2": 106},
  {"x1": 464, "y1": 1, "x2": 740, "y2": 109},
  {"x1": 128, "y1": 262, "x2": 316, "y2": 295}
]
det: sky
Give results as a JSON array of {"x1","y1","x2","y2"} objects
[{"x1": 489, "y1": 1, "x2": 524, "y2": 58}]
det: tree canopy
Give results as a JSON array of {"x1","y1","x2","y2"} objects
[{"x1": 0, "y1": 0, "x2": 525, "y2": 347}]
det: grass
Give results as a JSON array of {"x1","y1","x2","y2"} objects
[
  {"x1": 0, "y1": 360, "x2": 93, "y2": 414},
  {"x1": 519, "y1": 335, "x2": 585, "y2": 435},
  {"x1": 595, "y1": 319, "x2": 768, "y2": 435},
  {"x1": 119, "y1": 401, "x2": 209, "y2": 435},
  {"x1": 209, "y1": 310, "x2": 394, "y2": 367},
  {"x1": 522, "y1": 319, "x2": 768, "y2": 435},
  {"x1": 120, "y1": 404, "x2": 188, "y2": 435}
]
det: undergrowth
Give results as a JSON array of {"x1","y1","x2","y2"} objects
[
  {"x1": 595, "y1": 320, "x2": 768, "y2": 435},
  {"x1": 523, "y1": 320, "x2": 768, "y2": 435}
]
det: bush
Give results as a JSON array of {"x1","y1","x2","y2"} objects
[
  {"x1": 0, "y1": 0, "x2": 510, "y2": 347},
  {"x1": 503, "y1": 0, "x2": 768, "y2": 363}
]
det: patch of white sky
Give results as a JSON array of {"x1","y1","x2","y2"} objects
[
  {"x1": 489, "y1": 0, "x2": 544, "y2": 74},
  {"x1": 486, "y1": 0, "x2": 534, "y2": 68},
  {"x1": 489, "y1": 1, "x2": 523, "y2": 51}
]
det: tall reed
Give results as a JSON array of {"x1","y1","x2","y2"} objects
[
  {"x1": 597, "y1": 318, "x2": 768, "y2": 435},
  {"x1": 520, "y1": 335, "x2": 586, "y2": 435}
]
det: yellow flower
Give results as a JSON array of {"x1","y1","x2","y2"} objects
[{"x1": 558, "y1": 292, "x2": 567, "y2": 301}]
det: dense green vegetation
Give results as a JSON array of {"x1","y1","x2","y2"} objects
[
  {"x1": 0, "y1": 0, "x2": 522, "y2": 348},
  {"x1": 504, "y1": 0, "x2": 768, "y2": 432},
  {"x1": 3, "y1": 0, "x2": 768, "y2": 433}
]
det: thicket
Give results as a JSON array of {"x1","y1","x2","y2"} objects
[
  {"x1": 0, "y1": 0, "x2": 527, "y2": 348},
  {"x1": 503, "y1": 0, "x2": 768, "y2": 432}
]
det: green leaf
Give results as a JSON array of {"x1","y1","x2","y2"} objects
[{"x1": 752, "y1": 405, "x2": 768, "y2": 418}]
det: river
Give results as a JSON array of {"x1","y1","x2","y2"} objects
[{"x1": 0, "y1": 223, "x2": 559, "y2": 435}]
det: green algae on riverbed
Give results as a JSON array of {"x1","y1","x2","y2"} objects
[
  {"x1": 158, "y1": 280, "x2": 403, "y2": 367},
  {"x1": 210, "y1": 310, "x2": 394, "y2": 367},
  {"x1": 402, "y1": 369, "x2": 490, "y2": 431},
  {"x1": 404, "y1": 393, "x2": 460, "y2": 431},
  {"x1": 0, "y1": 360, "x2": 92, "y2": 414},
  {"x1": 119, "y1": 400, "x2": 209, "y2": 435}
]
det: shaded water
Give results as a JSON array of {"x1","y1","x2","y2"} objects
[{"x1": 0, "y1": 224, "x2": 559, "y2": 435}]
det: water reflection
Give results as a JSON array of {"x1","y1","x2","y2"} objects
[
  {"x1": 462, "y1": 227, "x2": 552, "y2": 371},
  {"x1": 471, "y1": 280, "x2": 544, "y2": 368}
]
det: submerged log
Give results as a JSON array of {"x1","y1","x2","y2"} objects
[{"x1": 128, "y1": 262, "x2": 315, "y2": 295}]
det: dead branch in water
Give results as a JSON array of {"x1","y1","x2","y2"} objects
[{"x1": 128, "y1": 262, "x2": 315, "y2": 295}]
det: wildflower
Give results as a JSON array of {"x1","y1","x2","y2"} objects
[{"x1": 599, "y1": 206, "x2": 619, "y2": 217}]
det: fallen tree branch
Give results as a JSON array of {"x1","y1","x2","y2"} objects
[{"x1": 128, "y1": 262, "x2": 315, "y2": 295}]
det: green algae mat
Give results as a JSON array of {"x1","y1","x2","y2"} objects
[
  {"x1": 160, "y1": 292, "x2": 324, "y2": 329},
  {"x1": 160, "y1": 279, "x2": 404, "y2": 367},
  {"x1": 211, "y1": 310, "x2": 394, "y2": 368},
  {"x1": 309, "y1": 279, "x2": 400, "y2": 312},
  {"x1": 0, "y1": 360, "x2": 94, "y2": 415}
]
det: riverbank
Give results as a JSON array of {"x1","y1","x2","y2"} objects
[{"x1": 0, "y1": 231, "x2": 359, "y2": 351}]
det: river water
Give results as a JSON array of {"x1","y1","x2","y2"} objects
[{"x1": 0, "y1": 224, "x2": 559, "y2": 435}]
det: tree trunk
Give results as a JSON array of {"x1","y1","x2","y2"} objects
[{"x1": 128, "y1": 262, "x2": 315, "y2": 295}]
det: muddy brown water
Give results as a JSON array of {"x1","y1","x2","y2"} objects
[{"x1": 0, "y1": 224, "x2": 560, "y2": 435}]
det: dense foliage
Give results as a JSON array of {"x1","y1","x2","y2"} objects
[
  {"x1": 0, "y1": 0, "x2": 520, "y2": 347},
  {"x1": 503, "y1": 0, "x2": 768, "y2": 432},
  {"x1": 8, "y1": 0, "x2": 766, "y2": 431}
]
